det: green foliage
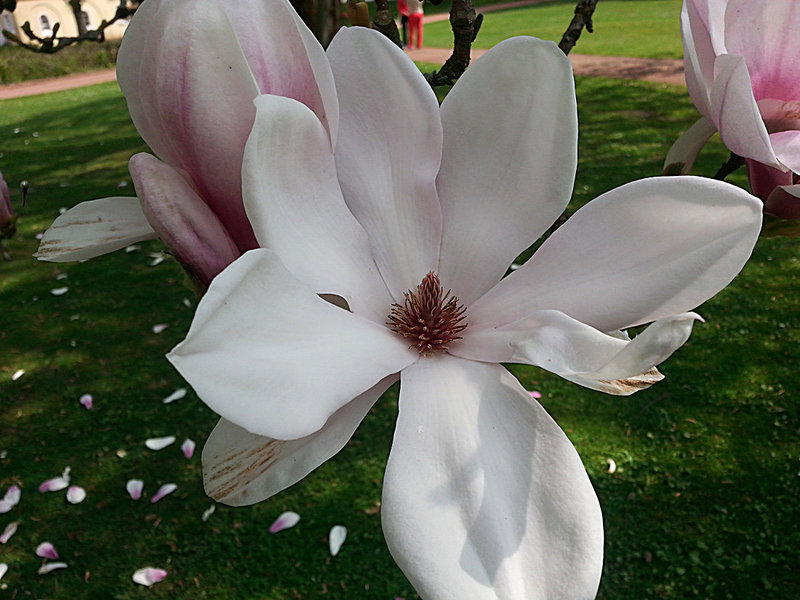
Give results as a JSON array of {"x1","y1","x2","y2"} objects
[
  {"x1": 425, "y1": 0, "x2": 685, "y2": 59},
  {"x1": 0, "y1": 74, "x2": 798, "y2": 599},
  {"x1": 0, "y1": 40, "x2": 120, "y2": 84}
]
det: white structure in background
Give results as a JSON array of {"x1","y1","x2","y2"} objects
[{"x1": 0, "y1": 0, "x2": 129, "y2": 46}]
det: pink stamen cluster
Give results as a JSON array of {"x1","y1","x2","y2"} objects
[{"x1": 387, "y1": 272, "x2": 467, "y2": 356}]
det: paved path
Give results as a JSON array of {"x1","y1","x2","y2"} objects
[{"x1": 0, "y1": 0, "x2": 685, "y2": 99}]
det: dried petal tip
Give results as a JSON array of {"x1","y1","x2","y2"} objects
[{"x1": 387, "y1": 272, "x2": 467, "y2": 356}]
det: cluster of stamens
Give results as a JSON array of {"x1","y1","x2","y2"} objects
[{"x1": 387, "y1": 272, "x2": 468, "y2": 356}]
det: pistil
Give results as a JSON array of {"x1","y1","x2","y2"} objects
[{"x1": 387, "y1": 272, "x2": 467, "y2": 356}]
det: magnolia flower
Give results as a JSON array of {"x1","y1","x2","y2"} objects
[
  {"x1": 169, "y1": 29, "x2": 761, "y2": 600},
  {"x1": 666, "y1": 0, "x2": 800, "y2": 218},
  {"x1": 35, "y1": 0, "x2": 338, "y2": 286}
]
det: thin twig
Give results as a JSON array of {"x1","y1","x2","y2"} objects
[
  {"x1": 558, "y1": 0, "x2": 600, "y2": 56},
  {"x1": 425, "y1": 0, "x2": 481, "y2": 87},
  {"x1": 713, "y1": 152, "x2": 745, "y2": 180}
]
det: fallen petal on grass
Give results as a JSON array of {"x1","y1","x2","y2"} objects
[
  {"x1": 145, "y1": 436, "x2": 176, "y2": 451},
  {"x1": 126, "y1": 479, "x2": 144, "y2": 500},
  {"x1": 79, "y1": 394, "x2": 93, "y2": 409},
  {"x1": 132, "y1": 567, "x2": 167, "y2": 586},
  {"x1": 528, "y1": 390, "x2": 542, "y2": 399},
  {"x1": 39, "y1": 468, "x2": 70, "y2": 493},
  {"x1": 152, "y1": 323, "x2": 169, "y2": 334},
  {"x1": 66, "y1": 486, "x2": 86, "y2": 504},
  {"x1": 181, "y1": 439, "x2": 195, "y2": 459},
  {"x1": 162, "y1": 388, "x2": 187, "y2": 404},
  {"x1": 150, "y1": 483, "x2": 177, "y2": 503},
  {"x1": 201, "y1": 505, "x2": 216, "y2": 522},
  {"x1": 606, "y1": 458, "x2": 617, "y2": 474},
  {"x1": 329, "y1": 525, "x2": 347, "y2": 556},
  {"x1": 11, "y1": 369, "x2": 24, "y2": 381},
  {"x1": 0, "y1": 563, "x2": 6, "y2": 580},
  {"x1": 50, "y1": 287, "x2": 69, "y2": 296},
  {"x1": 2, "y1": 486, "x2": 20, "y2": 508},
  {"x1": 0, "y1": 521, "x2": 19, "y2": 544},
  {"x1": 269, "y1": 511, "x2": 300, "y2": 533},
  {"x1": 38, "y1": 562, "x2": 68, "y2": 574},
  {"x1": 35, "y1": 542, "x2": 59, "y2": 559}
]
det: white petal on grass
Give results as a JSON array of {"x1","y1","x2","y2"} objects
[
  {"x1": 50, "y1": 287, "x2": 69, "y2": 296},
  {"x1": 39, "y1": 468, "x2": 70, "y2": 493},
  {"x1": 152, "y1": 323, "x2": 169, "y2": 334},
  {"x1": 125, "y1": 244, "x2": 141, "y2": 253},
  {"x1": 38, "y1": 562, "x2": 68, "y2": 574},
  {"x1": 269, "y1": 511, "x2": 300, "y2": 533},
  {"x1": 145, "y1": 436, "x2": 176, "y2": 451},
  {"x1": 2, "y1": 486, "x2": 20, "y2": 508},
  {"x1": 11, "y1": 369, "x2": 24, "y2": 381},
  {"x1": 329, "y1": 525, "x2": 347, "y2": 556},
  {"x1": 606, "y1": 459, "x2": 617, "y2": 474},
  {"x1": 201, "y1": 505, "x2": 216, "y2": 522},
  {"x1": 66, "y1": 486, "x2": 86, "y2": 504},
  {"x1": 35, "y1": 542, "x2": 59, "y2": 559},
  {"x1": 126, "y1": 479, "x2": 144, "y2": 500},
  {"x1": 132, "y1": 567, "x2": 168, "y2": 587},
  {"x1": 150, "y1": 483, "x2": 177, "y2": 503},
  {"x1": 0, "y1": 521, "x2": 19, "y2": 544},
  {"x1": 79, "y1": 394, "x2": 93, "y2": 409},
  {"x1": 162, "y1": 388, "x2": 187, "y2": 404},
  {"x1": 149, "y1": 254, "x2": 165, "y2": 267},
  {"x1": 0, "y1": 563, "x2": 6, "y2": 580},
  {"x1": 181, "y1": 439, "x2": 195, "y2": 459}
]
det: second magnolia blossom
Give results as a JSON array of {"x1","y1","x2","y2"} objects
[
  {"x1": 168, "y1": 29, "x2": 762, "y2": 600},
  {"x1": 35, "y1": 0, "x2": 338, "y2": 286},
  {"x1": 666, "y1": 0, "x2": 800, "y2": 218}
]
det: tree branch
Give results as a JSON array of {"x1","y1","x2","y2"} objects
[
  {"x1": 713, "y1": 152, "x2": 745, "y2": 180},
  {"x1": 425, "y1": 0, "x2": 481, "y2": 87},
  {"x1": 558, "y1": 0, "x2": 600, "y2": 55}
]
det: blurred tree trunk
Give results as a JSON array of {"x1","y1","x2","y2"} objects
[
  {"x1": 289, "y1": 0, "x2": 342, "y2": 47},
  {"x1": 68, "y1": 0, "x2": 88, "y2": 35}
]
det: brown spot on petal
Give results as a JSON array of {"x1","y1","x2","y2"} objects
[
  {"x1": 598, "y1": 367, "x2": 664, "y2": 395},
  {"x1": 204, "y1": 440, "x2": 281, "y2": 502}
]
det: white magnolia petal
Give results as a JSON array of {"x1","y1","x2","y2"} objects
[
  {"x1": 383, "y1": 356, "x2": 603, "y2": 600},
  {"x1": 39, "y1": 477, "x2": 69, "y2": 493},
  {"x1": 768, "y1": 130, "x2": 800, "y2": 175},
  {"x1": 66, "y1": 486, "x2": 86, "y2": 504},
  {"x1": 35, "y1": 198, "x2": 157, "y2": 262},
  {"x1": 126, "y1": 479, "x2": 144, "y2": 500},
  {"x1": 329, "y1": 525, "x2": 347, "y2": 556},
  {"x1": 269, "y1": 511, "x2": 300, "y2": 533},
  {"x1": 0, "y1": 563, "x2": 6, "y2": 580},
  {"x1": 710, "y1": 54, "x2": 782, "y2": 169},
  {"x1": 79, "y1": 394, "x2": 93, "y2": 409},
  {"x1": 38, "y1": 562, "x2": 68, "y2": 574},
  {"x1": 243, "y1": 94, "x2": 391, "y2": 322},
  {"x1": 437, "y1": 37, "x2": 577, "y2": 304},
  {"x1": 168, "y1": 249, "x2": 418, "y2": 440},
  {"x1": 328, "y1": 27, "x2": 443, "y2": 299},
  {"x1": 682, "y1": 0, "x2": 716, "y2": 116},
  {"x1": 145, "y1": 436, "x2": 176, "y2": 451},
  {"x1": 468, "y1": 176, "x2": 761, "y2": 332},
  {"x1": 0, "y1": 521, "x2": 19, "y2": 544},
  {"x1": 150, "y1": 483, "x2": 177, "y2": 503},
  {"x1": 162, "y1": 388, "x2": 187, "y2": 404},
  {"x1": 454, "y1": 310, "x2": 698, "y2": 395},
  {"x1": 203, "y1": 376, "x2": 395, "y2": 506},
  {"x1": 181, "y1": 439, "x2": 196, "y2": 459},
  {"x1": 35, "y1": 542, "x2": 59, "y2": 559},
  {"x1": 132, "y1": 567, "x2": 168, "y2": 587},
  {"x1": 2, "y1": 486, "x2": 20, "y2": 507},
  {"x1": 663, "y1": 116, "x2": 718, "y2": 174}
]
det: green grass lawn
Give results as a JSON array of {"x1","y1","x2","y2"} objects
[
  {"x1": 0, "y1": 73, "x2": 798, "y2": 599},
  {"x1": 424, "y1": 0, "x2": 685, "y2": 59}
]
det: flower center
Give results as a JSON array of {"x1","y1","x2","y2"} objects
[{"x1": 387, "y1": 272, "x2": 467, "y2": 356}]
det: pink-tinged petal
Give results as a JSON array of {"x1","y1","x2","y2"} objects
[
  {"x1": 454, "y1": 310, "x2": 699, "y2": 395},
  {"x1": 528, "y1": 391, "x2": 542, "y2": 399},
  {"x1": 181, "y1": 439, "x2": 196, "y2": 459},
  {"x1": 168, "y1": 249, "x2": 418, "y2": 440},
  {"x1": 746, "y1": 158, "x2": 794, "y2": 202},
  {"x1": 66, "y1": 486, "x2": 86, "y2": 505},
  {"x1": 663, "y1": 116, "x2": 718, "y2": 174},
  {"x1": 269, "y1": 511, "x2": 300, "y2": 533},
  {"x1": 2, "y1": 486, "x2": 20, "y2": 508},
  {"x1": 723, "y1": 0, "x2": 800, "y2": 103},
  {"x1": 710, "y1": 54, "x2": 782, "y2": 169},
  {"x1": 162, "y1": 388, "x2": 187, "y2": 404},
  {"x1": 151, "y1": 324, "x2": 168, "y2": 334},
  {"x1": 384, "y1": 356, "x2": 603, "y2": 600},
  {"x1": 79, "y1": 394, "x2": 93, "y2": 409},
  {"x1": 329, "y1": 525, "x2": 347, "y2": 556},
  {"x1": 130, "y1": 153, "x2": 241, "y2": 285},
  {"x1": 37, "y1": 562, "x2": 68, "y2": 574},
  {"x1": 0, "y1": 170, "x2": 11, "y2": 228},
  {"x1": 468, "y1": 177, "x2": 761, "y2": 332},
  {"x1": 765, "y1": 183, "x2": 800, "y2": 221},
  {"x1": 0, "y1": 502, "x2": 12, "y2": 514},
  {"x1": 39, "y1": 468, "x2": 71, "y2": 493},
  {"x1": 145, "y1": 436, "x2": 176, "y2": 451},
  {"x1": 242, "y1": 94, "x2": 391, "y2": 323},
  {"x1": 132, "y1": 567, "x2": 168, "y2": 587},
  {"x1": 203, "y1": 376, "x2": 395, "y2": 506},
  {"x1": 0, "y1": 563, "x2": 7, "y2": 580},
  {"x1": 35, "y1": 198, "x2": 157, "y2": 262},
  {"x1": 35, "y1": 542, "x2": 59, "y2": 559},
  {"x1": 150, "y1": 483, "x2": 177, "y2": 504},
  {"x1": 0, "y1": 521, "x2": 19, "y2": 544},
  {"x1": 126, "y1": 479, "x2": 144, "y2": 500},
  {"x1": 768, "y1": 130, "x2": 800, "y2": 175},
  {"x1": 328, "y1": 27, "x2": 443, "y2": 300},
  {"x1": 437, "y1": 37, "x2": 576, "y2": 305}
]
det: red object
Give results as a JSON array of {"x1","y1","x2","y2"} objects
[{"x1": 409, "y1": 12, "x2": 423, "y2": 48}]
